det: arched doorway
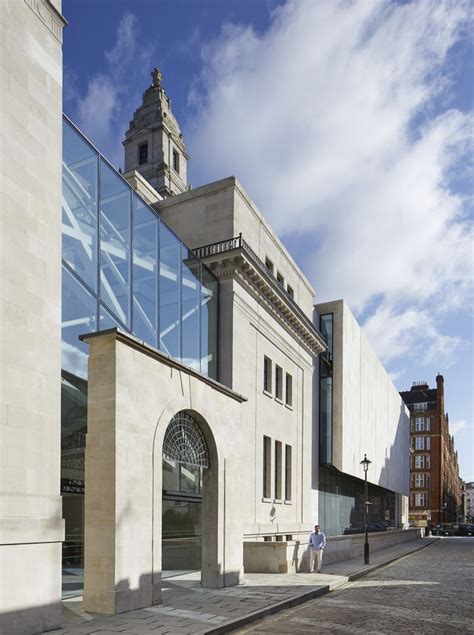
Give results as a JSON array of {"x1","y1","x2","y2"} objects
[{"x1": 161, "y1": 411, "x2": 209, "y2": 575}]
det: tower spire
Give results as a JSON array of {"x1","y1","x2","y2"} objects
[{"x1": 123, "y1": 67, "x2": 188, "y2": 198}]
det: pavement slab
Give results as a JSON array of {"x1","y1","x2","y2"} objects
[{"x1": 60, "y1": 537, "x2": 438, "y2": 635}]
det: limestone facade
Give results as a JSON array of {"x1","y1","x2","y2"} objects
[{"x1": 0, "y1": 1, "x2": 66, "y2": 633}]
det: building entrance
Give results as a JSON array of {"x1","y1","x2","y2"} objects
[{"x1": 162, "y1": 412, "x2": 209, "y2": 573}]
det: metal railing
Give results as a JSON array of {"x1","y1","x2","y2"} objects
[{"x1": 193, "y1": 234, "x2": 326, "y2": 349}]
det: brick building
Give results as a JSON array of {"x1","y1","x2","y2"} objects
[{"x1": 400, "y1": 375, "x2": 461, "y2": 525}]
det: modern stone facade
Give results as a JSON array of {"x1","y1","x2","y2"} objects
[
  {"x1": 0, "y1": 1, "x2": 66, "y2": 633},
  {"x1": 314, "y1": 300, "x2": 410, "y2": 536},
  {"x1": 0, "y1": 15, "x2": 419, "y2": 632}
]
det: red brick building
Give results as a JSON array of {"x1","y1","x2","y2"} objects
[{"x1": 400, "y1": 375, "x2": 461, "y2": 525}]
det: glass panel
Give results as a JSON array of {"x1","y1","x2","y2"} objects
[
  {"x1": 132, "y1": 194, "x2": 158, "y2": 346},
  {"x1": 162, "y1": 499, "x2": 202, "y2": 571},
  {"x1": 99, "y1": 160, "x2": 131, "y2": 326},
  {"x1": 61, "y1": 265, "x2": 97, "y2": 379},
  {"x1": 181, "y1": 247, "x2": 200, "y2": 371},
  {"x1": 200, "y1": 266, "x2": 218, "y2": 378},
  {"x1": 98, "y1": 303, "x2": 126, "y2": 331},
  {"x1": 320, "y1": 376, "x2": 332, "y2": 464},
  {"x1": 318, "y1": 467, "x2": 397, "y2": 537},
  {"x1": 159, "y1": 222, "x2": 181, "y2": 359},
  {"x1": 62, "y1": 120, "x2": 98, "y2": 291}
]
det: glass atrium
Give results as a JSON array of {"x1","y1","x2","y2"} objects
[{"x1": 61, "y1": 117, "x2": 218, "y2": 577}]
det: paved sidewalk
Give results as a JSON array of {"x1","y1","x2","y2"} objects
[{"x1": 60, "y1": 537, "x2": 438, "y2": 635}]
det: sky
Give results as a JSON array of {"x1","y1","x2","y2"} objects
[{"x1": 63, "y1": 0, "x2": 473, "y2": 481}]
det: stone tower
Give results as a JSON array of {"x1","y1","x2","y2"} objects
[{"x1": 123, "y1": 68, "x2": 188, "y2": 198}]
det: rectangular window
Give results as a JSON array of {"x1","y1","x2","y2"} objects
[
  {"x1": 287, "y1": 284, "x2": 294, "y2": 299},
  {"x1": 263, "y1": 436, "x2": 271, "y2": 498},
  {"x1": 275, "y1": 365, "x2": 283, "y2": 400},
  {"x1": 277, "y1": 271, "x2": 284, "y2": 287},
  {"x1": 172, "y1": 149, "x2": 180, "y2": 174},
  {"x1": 264, "y1": 356, "x2": 272, "y2": 394},
  {"x1": 410, "y1": 421, "x2": 414, "y2": 433},
  {"x1": 414, "y1": 403, "x2": 428, "y2": 411},
  {"x1": 138, "y1": 142, "x2": 148, "y2": 165},
  {"x1": 415, "y1": 474, "x2": 424, "y2": 488},
  {"x1": 285, "y1": 372, "x2": 293, "y2": 407},
  {"x1": 426, "y1": 436, "x2": 430, "y2": 450},
  {"x1": 415, "y1": 417, "x2": 425, "y2": 431},
  {"x1": 285, "y1": 444, "x2": 292, "y2": 501},
  {"x1": 415, "y1": 455, "x2": 425, "y2": 469},
  {"x1": 410, "y1": 455, "x2": 414, "y2": 469},
  {"x1": 415, "y1": 436, "x2": 425, "y2": 450},
  {"x1": 265, "y1": 257, "x2": 274, "y2": 274},
  {"x1": 426, "y1": 455, "x2": 430, "y2": 468},
  {"x1": 274, "y1": 440, "x2": 282, "y2": 500},
  {"x1": 426, "y1": 417, "x2": 431, "y2": 431},
  {"x1": 415, "y1": 493, "x2": 425, "y2": 507}
]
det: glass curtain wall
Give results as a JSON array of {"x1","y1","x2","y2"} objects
[
  {"x1": 319, "y1": 467, "x2": 396, "y2": 537},
  {"x1": 60, "y1": 116, "x2": 219, "y2": 576},
  {"x1": 319, "y1": 313, "x2": 333, "y2": 464}
]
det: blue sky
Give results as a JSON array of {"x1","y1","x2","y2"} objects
[{"x1": 63, "y1": 0, "x2": 473, "y2": 481}]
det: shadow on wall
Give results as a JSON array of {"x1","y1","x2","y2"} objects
[{"x1": 0, "y1": 602, "x2": 62, "y2": 635}]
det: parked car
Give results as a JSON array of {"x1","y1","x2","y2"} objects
[
  {"x1": 431, "y1": 524, "x2": 455, "y2": 536},
  {"x1": 457, "y1": 524, "x2": 474, "y2": 536}
]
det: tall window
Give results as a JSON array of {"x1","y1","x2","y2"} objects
[
  {"x1": 415, "y1": 455, "x2": 425, "y2": 469},
  {"x1": 172, "y1": 149, "x2": 180, "y2": 174},
  {"x1": 415, "y1": 474, "x2": 425, "y2": 488},
  {"x1": 265, "y1": 257, "x2": 274, "y2": 274},
  {"x1": 285, "y1": 444, "x2": 292, "y2": 501},
  {"x1": 285, "y1": 373, "x2": 293, "y2": 407},
  {"x1": 287, "y1": 284, "x2": 294, "y2": 299},
  {"x1": 274, "y1": 441, "x2": 282, "y2": 499},
  {"x1": 426, "y1": 455, "x2": 431, "y2": 468},
  {"x1": 264, "y1": 356, "x2": 272, "y2": 393},
  {"x1": 415, "y1": 493, "x2": 425, "y2": 507},
  {"x1": 275, "y1": 365, "x2": 283, "y2": 400},
  {"x1": 138, "y1": 142, "x2": 148, "y2": 165},
  {"x1": 415, "y1": 436, "x2": 425, "y2": 450},
  {"x1": 263, "y1": 436, "x2": 271, "y2": 498},
  {"x1": 426, "y1": 436, "x2": 430, "y2": 450},
  {"x1": 277, "y1": 271, "x2": 284, "y2": 287},
  {"x1": 426, "y1": 417, "x2": 431, "y2": 431},
  {"x1": 415, "y1": 417, "x2": 425, "y2": 431}
]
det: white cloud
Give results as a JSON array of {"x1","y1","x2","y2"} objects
[
  {"x1": 66, "y1": 13, "x2": 155, "y2": 167},
  {"x1": 449, "y1": 419, "x2": 467, "y2": 435},
  {"x1": 186, "y1": 0, "x2": 473, "y2": 368}
]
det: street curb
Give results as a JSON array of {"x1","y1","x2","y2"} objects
[{"x1": 206, "y1": 538, "x2": 440, "y2": 634}]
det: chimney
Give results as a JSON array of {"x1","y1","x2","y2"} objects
[{"x1": 436, "y1": 373, "x2": 444, "y2": 417}]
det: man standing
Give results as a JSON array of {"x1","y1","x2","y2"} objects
[{"x1": 309, "y1": 524, "x2": 326, "y2": 573}]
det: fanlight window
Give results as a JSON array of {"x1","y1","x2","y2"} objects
[{"x1": 163, "y1": 412, "x2": 209, "y2": 468}]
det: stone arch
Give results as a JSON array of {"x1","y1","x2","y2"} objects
[{"x1": 152, "y1": 405, "x2": 221, "y2": 590}]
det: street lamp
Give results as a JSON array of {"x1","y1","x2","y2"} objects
[{"x1": 361, "y1": 454, "x2": 372, "y2": 565}]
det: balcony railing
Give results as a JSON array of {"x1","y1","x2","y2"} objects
[{"x1": 193, "y1": 234, "x2": 326, "y2": 350}]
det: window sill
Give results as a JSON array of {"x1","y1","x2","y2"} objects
[
  {"x1": 285, "y1": 403, "x2": 293, "y2": 411},
  {"x1": 263, "y1": 390, "x2": 273, "y2": 399},
  {"x1": 275, "y1": 397, "x2": 283, "y2": 405},
  {"x1": 262, "y1": 497, "x2": 272, "y2": 503},
  {"x1": 274, "y1": 498, "x2": 283, "y2": 504},
  {"x1": 284, "y1": 500, "x2": 292, "y2": 505}
]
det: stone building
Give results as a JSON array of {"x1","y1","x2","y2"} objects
[
  {"x1": 400, "y1": 376, "x2": 462, "y2": 525},
  {"x1": 1, "y1": 4, "x2": 413, "y2": 633}
]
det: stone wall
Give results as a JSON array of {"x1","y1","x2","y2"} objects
[{"x1": 0, "y1": 1, "x2": 65, "y2": 632}]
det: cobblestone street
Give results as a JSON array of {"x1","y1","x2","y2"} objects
[{"x1": 232, "y1": 538, "x2": 474, "y2": 634}]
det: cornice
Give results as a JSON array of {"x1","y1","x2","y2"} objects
[
  {"x1": 24, "y1": 0, "x2": 67, "y2": 43},
  {"x1": 203, "y1": 250, "x2": 325, "y2": 356}
]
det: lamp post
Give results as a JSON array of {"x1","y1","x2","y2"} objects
[{"x1": 361, "y1": 454, "x2": 372, "y2": 565}]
